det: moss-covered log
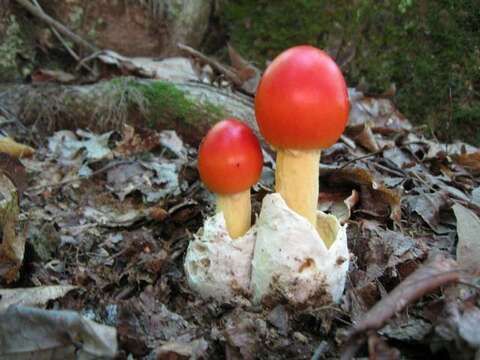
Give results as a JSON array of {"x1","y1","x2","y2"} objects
[{"x1": 0, "y1": 78, "x2": 257, "y2": 145}]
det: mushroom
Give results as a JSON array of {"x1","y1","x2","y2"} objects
[
  {"x1": 184, "y1": 119, "x2": 263, "y2": 301},
  {"x1": 251, "y1": 45, "x2": 350, "y2": 306},
  {"x1": 197, "y1": 118, "x2": 263, "y2": 239},
  {"x1": 255, "y1": 45, "x2": 349, "y2": 231}
]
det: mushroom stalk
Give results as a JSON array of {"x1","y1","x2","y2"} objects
[
  {"x1": 216, "y1": 189, "x2": 251, "y2": 239},
  {"x1": 275, "y1": 149, "x2": 320, "y2": 228}
]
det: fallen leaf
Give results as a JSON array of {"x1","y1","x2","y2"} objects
[
  {"x1": 158, "y1": 130, "x2": 189, "y2": 160},
  {"x1": 341, "y1": 254, "x2": 460, "y2": 360},
  {"x1": 0, "y1": 305, "x2": 118, "y2": 359},
  {"x1": 114, "y1": 124, "x2": 161, "y2": 156},
  {"x1": 323, "y1": 167, "x2": 401, "y2": 222},
  {"x1": 0, "y1": 285, "x2": 77, "y2": 311},
  {"x1": 348, "y1": 93, "x2": 412, "y2": 135},
  {"x1": 83, "y1": 206, "x2": 146, "y2": 227},
  {"x1": 0, "y1": 172, "x2": 23, "y2": 283},
  {"x1": 318, "y1": 189, "x2": 359, "y2": 224},
  {"x1": 433, "y1": 298, "x2": 480, "y2": 359},
  {"x1": 106, "y1": 158, "x2": 185, "y2": 203},
  {"x1": 0, "y1": 153, "x2": 27, "y2": 197},
  {"x1": 48, "y1": 130, "x2": 113, "y2": 166},
  {"x1": 118, "y1": 287, "x2": 197, "y2": 355},
  {"x1": 380, "y1": 317, "x2": 432, "y2": 342},
  {"x1": 0, "y1": 136, "x2": 35, "y2": 158},
  {"x1": 346, "y1": 123, "x2": 380, "y2": 152},
  {"x1": 453, "y1": 203, "x2": 480, "y2": 271},
  {"x1": 155, "y1": 338, "x2": 208, "y2": 360},
  {"x1": 406, "y1": 191, "x2": 451, "y2": 234},
  {"x1": 455, "y1": 151, "x2": 480, "y2": 176}
]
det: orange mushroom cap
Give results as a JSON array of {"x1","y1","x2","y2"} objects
[
  {"x1": 255, "y1": 45, "x2": 350, "y2": 149},
  {"x1": 198, "y1": 119, "x2": 263, "y2": 194}
]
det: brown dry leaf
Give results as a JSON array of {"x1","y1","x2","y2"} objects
[
  {"x1": 348, "y1": 92, "x2": 412, "y2": 135},
  {"x1": 118, "y1": 287, "x2": 197, "y2": 356},
  {"x1": 406, "y1": 191, "x2": 451, "y2": 234},
  {"x1": 0, "y1": 153, "x2": 27, "y2": 196},
  {"x1": 114, "y1": 124, "x2": 161, "y2": 156},
  {"x1": 0, "y1": 137, "x2": 35, "y2": 158},
  {"x1": 148, "y1": 206, "x2": 169, "y2": 222},
  {"x1": 346, "y1": 123, "x2": 380, "y2": 152},
  {"x1": 453, "y1": 203, "x2": 480, "y2": 271},
  {"x1": 455, "y1": 151, "x2": 480, "y2": 176},
  {"x1": 0, "y1": 172, "x2": 23, "y2": 283},
  {"x1": 323, "y1": 167, "x2": 401, "y2": 222},
  {"x1": 318, "y1": 189, "x2": 359, "y2": 224}
]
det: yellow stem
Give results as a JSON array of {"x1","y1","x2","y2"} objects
[
  {"x1": 275, "y1": 149, "x2": 321, "y2": 228},
  {"x1": 216, "y1": 189, "x2": 251, "y2": 239}
]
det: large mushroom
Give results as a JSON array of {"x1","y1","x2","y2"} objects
[
  {"x1": 251, "y1": 45, "x2": 350, "y2": 306},
  {"x1": 184, "y1": 119, "x2": 263, "y2": 301},
  {"x1": 255, "y1": 45, "x2": 349, "y2": 229}
]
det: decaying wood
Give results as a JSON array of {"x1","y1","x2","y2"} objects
[
  {"x1": 0, "y1": 79, "x2": 257, "y2": 145},
  {"x1": 0, "y1": 172, "x2": 23, "y2": 283}
]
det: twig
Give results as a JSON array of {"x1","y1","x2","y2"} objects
[
  {"x1": 30, "y1": 0, "x2": 95, "y2": 74},
  {"x1": 177, "y1": 43, "x2": 243, "y2": 86},
  {"x1": 372, "y1": 162, "x2": 405, "y2": 178},
  {"x1": 333, "y1": 147, "x2": 386, "y2": 174},
  {"x1": 14, "y1": 0, "x2": 98, "y2": 53},
  {"x1": 26, "y1": 160, "x2": 133, "y2": 193}
]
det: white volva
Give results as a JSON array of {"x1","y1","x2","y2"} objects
[
  {"x1": 251, "y1": 193, "x2": 349, "y2": 306},
  {"x1": 184, "y1": 212, "x2": 256, "y2": 302}
]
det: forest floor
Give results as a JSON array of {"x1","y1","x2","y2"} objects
[
  {"x1": 0, "y1": 2, "x2": 479, "y2": 359},
  {"x1": 0, "y1": 68, "x2": 479, "y2": 358}
]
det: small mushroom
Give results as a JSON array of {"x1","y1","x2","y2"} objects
[
  {"x1": 184, "y1": 119, "x2": 262, "y2": 301},
  {"x1": 197, "y1": 118, "x2": 263, "y2": 239}
]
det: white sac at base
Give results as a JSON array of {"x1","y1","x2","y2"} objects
[
  {"x1": 184, "y1": 212, "x2": 256, "y2": 302},
  {"x1": 251, "y1": 193, "x2": 349, "y2": 306}
]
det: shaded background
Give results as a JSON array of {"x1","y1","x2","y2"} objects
[{"x1": 1, "y1": 0, "x2": 479, "y2": 144}]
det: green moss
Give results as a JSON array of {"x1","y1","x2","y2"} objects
[
  {"x1": 224, "y1": 0, "x2": 480, "y2": 145},
  {"x1": 0, "y1": 16, "x2": 24, "y2": 81},
  {"x1": 131, "y1": 80, "x2": 223, "y2": 127},
  {"x1": 104, "y1": 77, "x2": 225, "y2": 130}
]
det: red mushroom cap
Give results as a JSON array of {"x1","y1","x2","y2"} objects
[
  {"x1": 255, "y1": 45, "x2": 350, "y2": 149},
  {"x1": 198, "y1": 119, "x2": 263, "y2": 194}
]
